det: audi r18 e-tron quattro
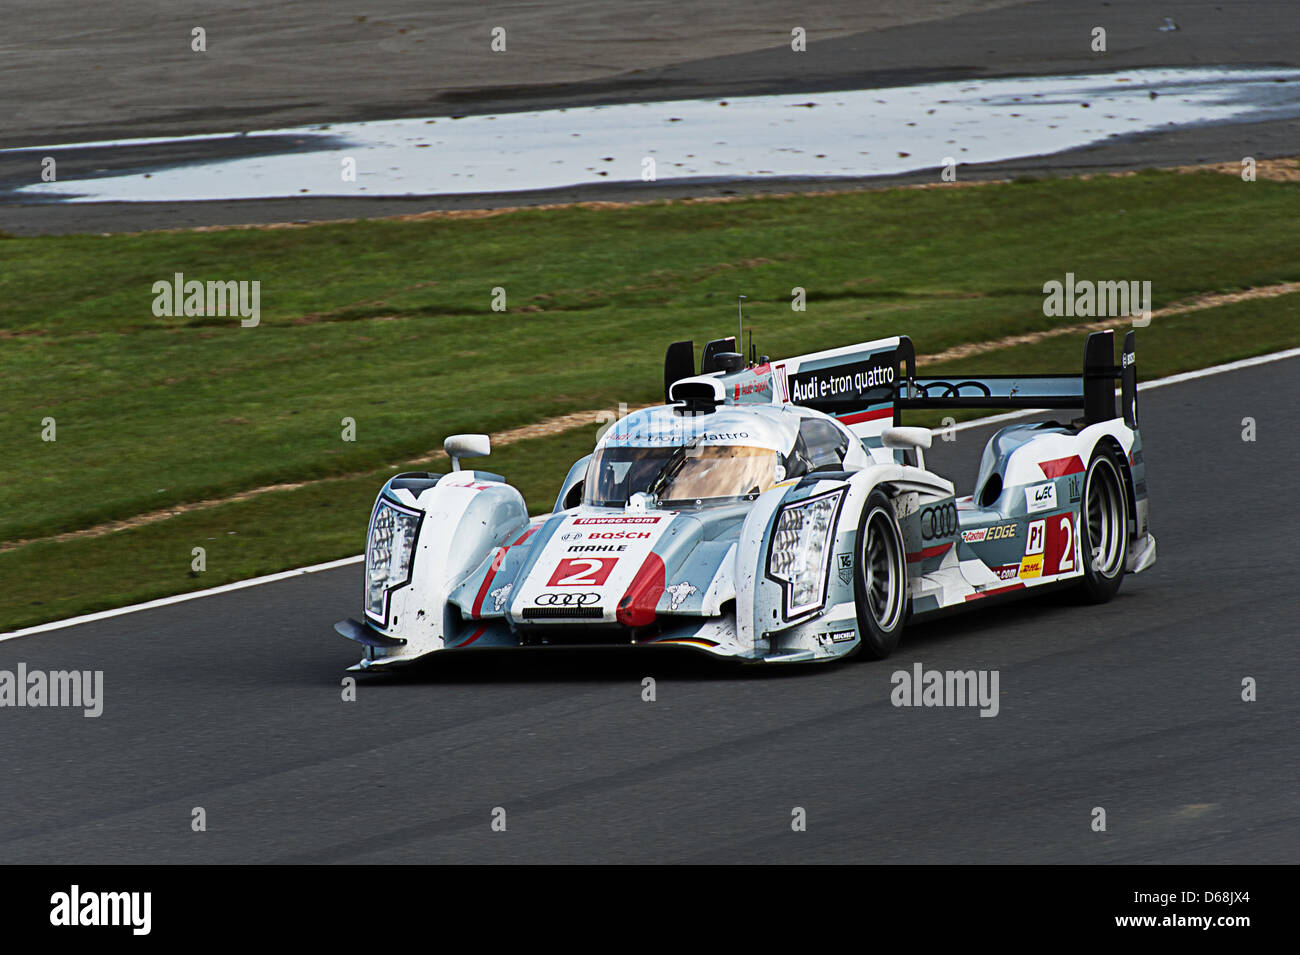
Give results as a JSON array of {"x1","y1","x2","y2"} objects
[{"x1": 335, "y1": 329, "x2": 1154, "y2": 668}]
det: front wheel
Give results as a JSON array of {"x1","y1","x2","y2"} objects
[
  {"x1": 1076, "y1": 446, "x2": 1129, "y2": 603},
  {"x1": 853, "y1": 490, "x2": 909, "y2": 659}
]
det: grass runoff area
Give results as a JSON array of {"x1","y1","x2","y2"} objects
[{"x1": 3, "y1": 169, "x2": 1299, "y2": 629}]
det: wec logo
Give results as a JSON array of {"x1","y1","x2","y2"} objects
[{"x1": 1025, "y1": 482, "x2": 1057, "y2": 514}]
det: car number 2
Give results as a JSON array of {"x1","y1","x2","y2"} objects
[
  {"x1": 1027, "y1": 515, "x2": 1076, "y2": 575},
  {"x1": 547, "y1": 557, "x2": 618, "y2": 586}
]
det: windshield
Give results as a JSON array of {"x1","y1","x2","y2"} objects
[{"x1": 585, "y1": 444, "x2": 782, "y2": 507}]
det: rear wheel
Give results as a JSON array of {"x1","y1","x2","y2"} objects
[
  {"x1": 1077, "y1": 446, "x2": 1128, "y2": 602},
  {"x1": 853, "y1": 490, "x2": 909, "y2": 659}
]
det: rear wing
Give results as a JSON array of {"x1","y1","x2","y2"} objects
[{"x1": 895, "y1": 329, "x2": 1139, "y2": 427}]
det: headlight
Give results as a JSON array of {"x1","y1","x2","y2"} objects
[
  {"x1": 767, "y1": 489, "x2": 845, "y2": 619},
  {"x1": 365, "y1": 497, "x2": 422, "y2": 623}
]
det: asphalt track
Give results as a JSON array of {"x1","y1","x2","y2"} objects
[{"x1": 1, "y1": 355, "x2": 1295, "y2": 863}]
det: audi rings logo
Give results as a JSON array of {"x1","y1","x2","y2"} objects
[
  {"x1": 533, "y1": 592, "x2": 600, "y2": 607},
  {"x1": 921, "y1": 503, "x2": 958, "y2": 540}
]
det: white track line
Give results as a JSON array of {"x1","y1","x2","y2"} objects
[
  {"x1": 1136, "y1": 346, "x2": 1300, "y2": 390},
  {"x1": 4, "y1": 345, "x2": 1299, "y2": 643},
  {"x1": 0, "y1": 556, "x2": 362, "y2": 642}
]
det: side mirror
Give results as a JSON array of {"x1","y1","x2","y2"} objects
[
  {"x1": 881, "y1": 426, "x2": 933, "y2": 470},
  {"x1": 444, "y1": 433, "x2": 491, "y2": 471}
]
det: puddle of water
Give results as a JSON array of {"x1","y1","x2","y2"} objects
[{"x1": 10, "y1": 67, "x2": 1300, "y2": 203}]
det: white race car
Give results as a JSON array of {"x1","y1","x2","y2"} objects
[{"x1": 335, "y1": 330, "x2": 1155, "y2": 668}]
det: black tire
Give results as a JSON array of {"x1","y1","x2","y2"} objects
[
  {"x1": 852, "y1": 490, "x2": 909, "y2": 659},
  {"x1": 1077, "y1": 446, "x2": 1129, "y2": 603}
]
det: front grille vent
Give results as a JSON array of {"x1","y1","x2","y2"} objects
[{"x1": 521, "y1": 607, "x2": 604, "y2": 619}]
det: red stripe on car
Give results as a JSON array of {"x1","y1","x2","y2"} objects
[
  {"x1": 837, "y1": 407, "x2": 894, "y2": 425},
  {"x1": 1038, "y1": 455, "x2": 1085, "y2": 479},
  {"x1": 455, "y1": 626, "x2": 488, "y2": 648},
  {"x1": 468, "y1": 526, "x2": 537, "y2": 617},
  {"x1": 470, "y1": 546, "x2": 507, "y2": 618},
  {"x1": 905, "y1": 541, "x2": 953, "y2": 563},
  {"x1": 617, "y1": 553, "x2": 666, "y2": 628}
]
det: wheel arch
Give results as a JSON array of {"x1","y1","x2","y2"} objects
[
  {"x1": 1090, "y1": 434, "x2": 1137, "y2": 533},
  {"x1": 850, "y1": 481, "x2": 911, "y2": 658}
]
